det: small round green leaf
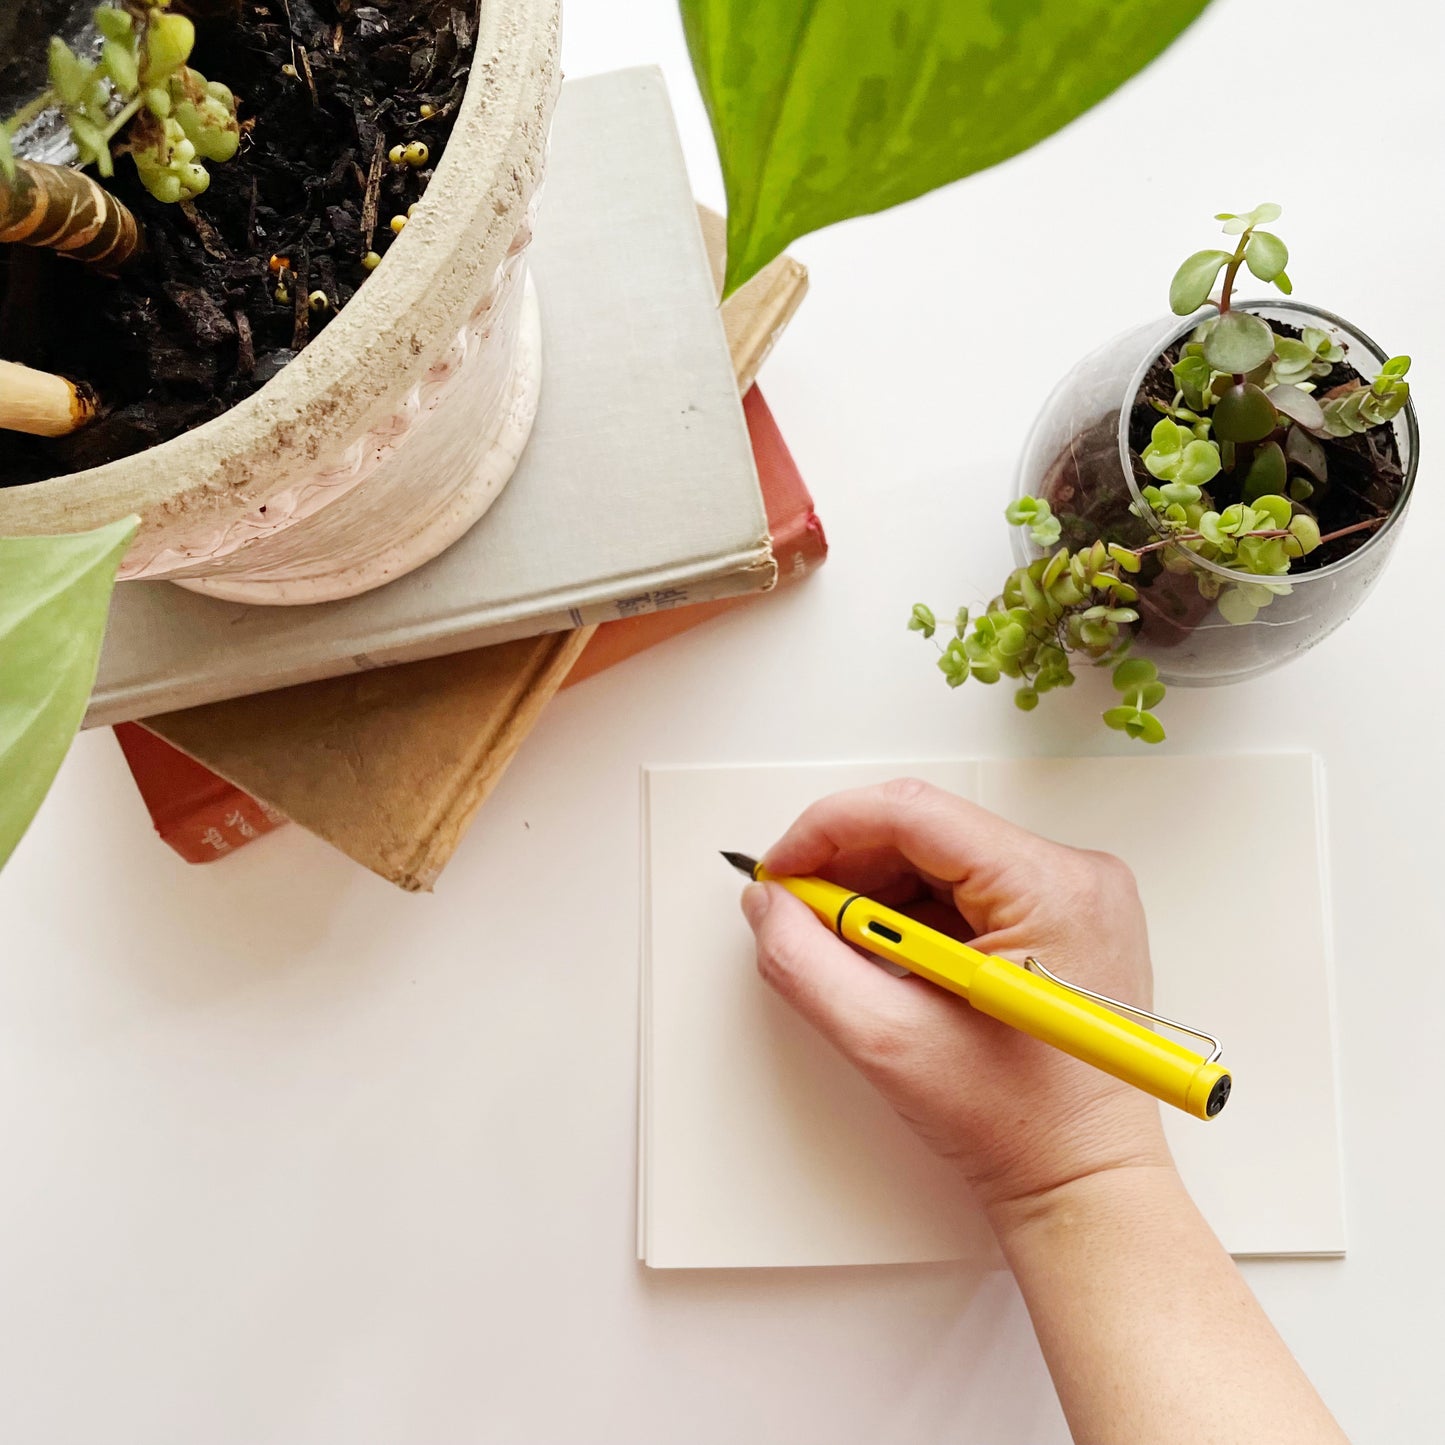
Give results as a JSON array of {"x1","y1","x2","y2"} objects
[
  {"x1": 1217, "y1": 589, "x2": 1260, "y2": 625},
  {"x1": 1203, "y1": 311, "x2": 1275, "y2": 374},
  {"x1": 1014, "y1": 688, "x2": 1039, "y2": 712},
  {"x1": 1265, "y1": 384, "x2": 1325, "y2": 432},
  {"x1": 1244, "y1": 230, "x2": 1288, "y2": 282},
  {"x1": 1213, "y1": 382, "x2": 1277, "y2": 443},
  {"x1": 1169, "y1": 250, "x2": 1232, "y2": 316},
  {"x1": 1240, "y1": 442, "x2": 1288, "y2": 504},
  {"x1": 1112, "y1": 657, "x2": 1157, "y2": 691}
]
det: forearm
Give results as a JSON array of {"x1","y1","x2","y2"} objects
[{"x1": 989, "y1": 1165, "x2": 1347, "y2": 1445}]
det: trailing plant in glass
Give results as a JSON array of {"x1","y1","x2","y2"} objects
[{"x1": 913, "y1": 205, "x2": 1413, "y2": 743}]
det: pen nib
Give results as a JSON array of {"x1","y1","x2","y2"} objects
[{"x1": 720, "y1": 850, "x2": 760, "y2": 878}]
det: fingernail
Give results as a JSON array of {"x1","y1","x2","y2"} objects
[{"x1": 740, "y1": 882, "x2": 771, "y2": 927}]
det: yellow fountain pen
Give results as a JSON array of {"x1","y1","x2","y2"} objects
[{"x1": 724, "y1": 852, "x2": 1232, "y2": 1120}]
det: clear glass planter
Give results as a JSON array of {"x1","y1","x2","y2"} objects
[{"x1": 1012, "y1": 301, "x2": 1419, "y2": 686}]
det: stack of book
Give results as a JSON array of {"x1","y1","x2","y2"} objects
[{"x1": 111, "y1": 71, "x2": 826, "y2": 891}]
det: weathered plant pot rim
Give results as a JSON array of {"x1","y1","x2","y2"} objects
[
  {"x1": 1120, "y1": 298, "x2": 1420, "y2": 586},
  {"x1": 0, "y1": 0, "x2": 558, "y2": 541}
]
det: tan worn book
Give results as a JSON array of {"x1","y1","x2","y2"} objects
[{"x1": 141, "y1": 214, "x2": 809, "y2": 892}]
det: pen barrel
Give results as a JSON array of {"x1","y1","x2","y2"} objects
[{"x1": 969, "y1": 958, "x2": 1230, "y2": 1120}]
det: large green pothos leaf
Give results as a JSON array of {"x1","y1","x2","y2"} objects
[
  {"x1": 0, "y1": 514, "x2": 137, "y2": 869},
  {"x1": 681, "y1": 0, "x2": 1213, "y2": 295}
]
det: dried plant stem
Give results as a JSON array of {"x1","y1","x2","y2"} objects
[
  {"x1": 0, "y1": 159, "x2": 142, "y2": 270},
  {"x1": 0, "y1": 359, "x2": 97, "y2": 437}
]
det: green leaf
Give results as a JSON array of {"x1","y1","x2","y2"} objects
[
  {"x1": 1202, "y1": 311, "x2": 1275, "y2": 374},
  {"x1": 48, "y1": 38, "x2": 91, "y2": 107},
  {"x1": 0, "y1": 127, "x2": 14, "y2": 184},
  {"x1": 96, "y1": 5, "x2": 135, "y2": 41},
  {"x1": 908, "y1": 602, "x2": 936, "y2": 638},
  {"x1": 1244, "y1": 230, "x2": 1287, "y2": 282},
  {"x1": 1169, "y1": 249, "x2": 1231, "y2": 315},
  {"x1": 102, "y1": 38, "x2": 140, "y2": 97},
  {"x1": 1380, "y1": 355, "x2": 1411, "y2": 378},
  {"x1": 0, "y1": 516, "x2": 138, "y2": 870},
  {"x1": 1217, "y1": 588, "x2": 1259, "y2": 625},
  {"x1": 1220, "y1": 201, "x2": 1281, "y2": 235},
  {"x1": 1265, "y1": 384, "x2": 1324, "y2": 432},
  {"x1": 1212, "y1": 382, "x2": 1277, "y2": 443},
  {"x1": 680, "y1": 0, "x2": 1214, "y2": 295},
  {"x1": 1014, "y1": 687, "x2": 1039, "y2": 712}
]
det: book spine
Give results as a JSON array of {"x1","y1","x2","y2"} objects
[{"x1": 113, "y1": 722, "x2": 286, "y2": 863}]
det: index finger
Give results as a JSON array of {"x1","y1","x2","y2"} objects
[{"x1": 762, "y1": 777, "x2": 1044, "y2": 896}]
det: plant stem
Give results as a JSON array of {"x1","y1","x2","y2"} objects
[
  {"x1": 102, "y1": 95, "x2": 145, "y2": 145},
  {"x1": 1217, "y1": 230, "x2": 1250, "y2": 316},
  {"x1": 1130, "y1": 514, "x2": 1387, "y2": 559},
  {"x1": 5, "y1": 91, "x2": 57, "y2": 135}
]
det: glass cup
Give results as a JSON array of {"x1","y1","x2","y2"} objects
[{"x1": 1011, "y1": 301, "x2": 1418, "y2": 686}]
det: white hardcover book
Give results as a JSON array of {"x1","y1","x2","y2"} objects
[
  {"x1": 640, "y1": 754, "x2": 1344, "y2": 1269},
  {"x1": 86, "y1": 68, "x2": 771, "y2": 727}
]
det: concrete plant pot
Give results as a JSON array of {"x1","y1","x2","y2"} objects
[{"x1": 0, "y1": 0, "x2": 559, "y2": 605}]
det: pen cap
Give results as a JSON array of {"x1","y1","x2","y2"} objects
[{"x1": 970, "y1": 957, "x2": 1231, "y2": 1121}]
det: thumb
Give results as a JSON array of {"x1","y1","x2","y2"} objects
[{"x1": 741, "y1": 882, "x2": 919, "y2": 1066}]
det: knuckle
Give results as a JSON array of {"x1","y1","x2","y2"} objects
[
  {"x1": 755, "y1": 924, "x2": 803, "y2": 991},
  {"x1": 1086, "y1": 849, "x2": 1139, "y2": 897},
  {"x1": 847, "y1": 1010, "x2": 910, "y2": 1077},
  {"x1": 883, "y1": 776, "x2": 939, "y2": 810}
]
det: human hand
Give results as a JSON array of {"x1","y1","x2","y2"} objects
[{"x1": 740, "y1": 778, "x2": 1175, "y2": 1225}]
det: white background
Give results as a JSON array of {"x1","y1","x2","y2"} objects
[{"x1": 3, "y1": 0, "x2": 1443, "y2": 1440}]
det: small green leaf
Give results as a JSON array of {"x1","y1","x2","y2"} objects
[
  {"x1": 102, "y1": 38, "x2": 140, "y2": 97},
  {"x1": 1217, "y1": 588, "x2": 1260, "y2": 625},
  {"x1": 1107, "y1": 543, "x2": 1142, "y2": 574},
  {"x1": 95, "y1": 6, "x2": 135, "y2": 42},
  {"x1": 0, "y1": 127, "x2": 14, "y2": 184},
  {"x1": 908, "y1": 603, "x2": 936, "y2": 639},
  {"x1": 1213, "y1": 382, "x2": 1278, "y2": 443},
  {"x1": 1115, "y1": 661, "x2": 1161, "y2": 693},
  {"x1": 1014, "y1": 687, "x2": 1039, "y2": 712},
  {"x1": 1169, "y1": 249, "x2": 1231, "y2": 315},
  {"x1": 1273, "y1": 270, "x2": 1292, "y2": 296},
  {"x1": 1265, "y1": 384, "x2": 1325, "y2": 432},
  {"x1": 1380, "y1": 355, "x2": 1411, "y2": 378},
  {"x1": 1, "y1": 516, "x2": 139, "y2": 869},
  {"x1": 1242, "y1": 445, "x2": 1288, "y2": 508},
  {"x1": 141, "y1": 13, "x2": 195, "y2": 87},
  {"x1": 1287, "y1": 514, "x2": 1322, "y2": 555},
  {"x1": 1250, "y1": 490, "x2": 1292, "y2": 530},
  {"x1": 1244, "y1": 230, "x2": 1287, "y2": 282},
  {"x1": 1203, "y1": 311, "x2": 1275, "y2": 374},
  {"x1": 48, "y1": 38, "x2": 92, "y2": 106},
  {"x1": 1177, "y1": 440, "x2": 1222, "y2": 487}
]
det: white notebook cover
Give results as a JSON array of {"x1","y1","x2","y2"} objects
[{"x1": 640, "y1": 755, "x2": 1344, "y2": 1269}]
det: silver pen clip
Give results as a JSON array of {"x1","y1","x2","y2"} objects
[{"x1": 1024, "y1": 956, "x2": 1224, "y2": 1064}]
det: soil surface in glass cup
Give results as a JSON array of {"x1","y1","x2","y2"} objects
[
  {"x1": 1035, "y1": 317, "x2": 1406, "y2": 652},
  {"x1": 0, "y1": 0, "x2": 479, "y2": 488}
]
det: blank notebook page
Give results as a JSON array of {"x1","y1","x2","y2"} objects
[{"x1": 640, "y1": 754, "x2": 1344, "y2": 1269}]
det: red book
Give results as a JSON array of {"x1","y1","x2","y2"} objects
[{"x1": 117, "y1": 385, "x2": 827, "y2": 862}]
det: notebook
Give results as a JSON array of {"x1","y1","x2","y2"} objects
[{"x1": 639, "y1": 754, "x2": 1344, "y2": 1269}]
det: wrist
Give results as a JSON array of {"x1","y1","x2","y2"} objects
[{"x1": 984, "y1": 1155, "x2": 1188, "y2": 1256}]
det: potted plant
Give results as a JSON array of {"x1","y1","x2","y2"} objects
[
  {"x1": 1, "y1": 0, "x2": 1210, "y2": 866},
  {"x1": 0, "y1": 0, "x2": 557, "y2": 604},
  {"x1": 910, "y1": 205, "x2": 1417, "y2": 742}
]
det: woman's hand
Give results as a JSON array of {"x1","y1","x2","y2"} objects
[{"x1": 741, "y1": 777, "x2": 1174, "y2": 1220}]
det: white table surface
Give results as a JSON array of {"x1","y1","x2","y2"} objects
[{"x1": 4, "y1": 1, "x2": 1443, "y2": 1440}]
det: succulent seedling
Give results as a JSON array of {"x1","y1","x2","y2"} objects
[{"x1": 913, "y1": 206, "x2": 1413, "y2": 743}]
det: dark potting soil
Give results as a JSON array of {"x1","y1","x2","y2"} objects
[
  {"x1": 0, "y1": 0, "x2": 479, "y2": 488},
  {"x1": 1039, "y1": 315, "x2": 1407, "y2": 577}
]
